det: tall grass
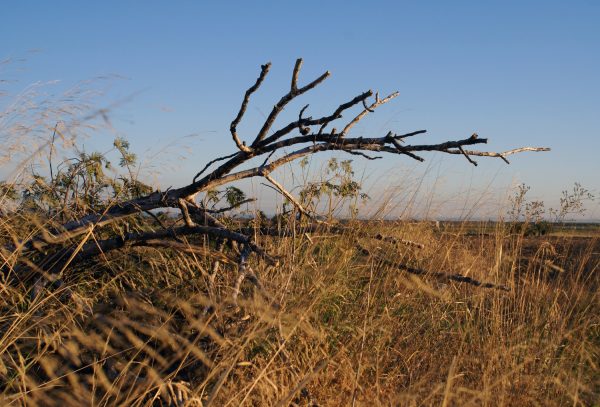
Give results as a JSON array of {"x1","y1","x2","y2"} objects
[
  {"x1": 0, "y1": 72, "x2": 598, "y2": 405},
  {"x1": 0, "y1": 202, "x2": 597, "y2": 405}
]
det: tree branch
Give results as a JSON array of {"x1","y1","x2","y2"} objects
[
  {"x1": 444, "y1": 146, "x2": 551, "y2": 164},
  {"x1": 192, "y1": 152, "x2": 239, "y2": 183},
  {"x1": 341, "y1": 91, "x2": 399, "y2": 135},
  {"x1": 260, "y1": 90, "x2": 372, "y2": 145},
  {"x1": 261, "y1": 173, "x2": 319, "y2": 221},
  {"x1": 204, "y1": 198, "x2": 256, "y2": 214},
  {"x1": 251, "y1": 58, "x2": 330, "y2": 147},
  {"x1": 230, "y1": 62, "x2": 271, "y2": 152},
  {"x1": 41, "y1": 225, "x2": 277, "y2": 274},
  {"x1": 10, "y1": 59, "x2": 550, "y2": 280}
]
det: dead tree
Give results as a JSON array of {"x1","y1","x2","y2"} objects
[{"x1": 8, "y1": 59, "x2": 549, "y2": 292}]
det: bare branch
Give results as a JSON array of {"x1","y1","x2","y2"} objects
[
  {"x1": 458, "y1": 146, "x2": 478, "y2": 166},
  {"x1": 343, "y1": 150, "x2": 382, "y2": 160},
  {"x1": 291, "y1": 58, "x2": 302, "y2": 92},
  {"x1": 388, "y1": 134, "x2": 425, "y2": 162},
  {"x1": 252, "y1": 59, "x2": 330, "y2": 147},
  {"x1": 178, "y1": 198, "x2": 195, "y2": 227},
  {"x1": 193, "y1": 152, "x2": 238, "y2": 183},
  {"x1": 444, "y1": 146, "x2": 551, "y2": 164},
  {"x1": 204, "y1": 198, "x2": 256, "y2": 214},
  {"x1": 318, "y1": 90, "x2": 373, "y2": 135},
  {"x1": 260, "y1": 149, "x2": 277, "y2": 167},
  {"x1": 494, "y1": 146, "x2": 551, "y2": 156},
  {"x1": 342, "y1": 91, "x2": 399, "y2": 135},
  {"x1": 298, "y1": 104, "x2": 311, "y2": 135},
  {"x1": 178, "y1": 134, "x2": 490, "y2": 192},
  {"x1": 261, "y1": 90, "x2": 372, "y2": 145},
  {"x1": 261, "y1": 173, "x2": 316, "y2": 220},
  {"x1": 230, "y1": 62, "x2": 271, "y2": 152},
  {"x1": 11, "y1": 134, "x2": 504, "y2": 253},
  {"x1": 394, "y1": 129, "x2": 427, "y2": 140},
  {"x1": 10, "y1": 59, "x2": 550, "y2": 278},
  {"x1": 47, "y1": 225, "x2": 277, "y2": 273}
]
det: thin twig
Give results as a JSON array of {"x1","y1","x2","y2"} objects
[
  {"x1": 230, "y1": 63, "x2": 272, "y2": 152},
  {"x1": 205, "y1": 198, "x2": 256, "y2": 214},
  {"x1": 11, "y1": 59, "x2": 550, "y2": 274},
  {"x1": 261, "y1": 173, "x2": 317, "y2": 221},
  {"x1": 193, "y1": 152, "x2": 239, "y2": 183},
  {"x1": 318, "y1": 90, "x2": 373, "y2": 135},
  {"x1": 458, "y1": 146, "x2": 478, "y2": 166},
  {"x1": 444, "y1": 146, "x2": 550, "y2": 164},
  {"x1": 342, "y1": 150, "x2": 382, "y2": 160},
  {"x1": 252, "y1": 58, "x2": 330, "y2": 146},
  {"x1": 342, "y1": 91, "x2": 399, "y2": 135}
]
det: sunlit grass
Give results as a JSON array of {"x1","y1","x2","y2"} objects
[
  {"x1": 0, "y1": 208, "x2": 597, "y2": 405},
  {"x1": 0, "y1": 67, "x2": 597, "y2": 405}
]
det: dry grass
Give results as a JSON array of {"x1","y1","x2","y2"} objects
[
  {"x1": 0, "y1": 68, "x2": 597, "y2": 406},
  {"x1": 0, "y1": 213, "x2": 598, "y2": 406}
]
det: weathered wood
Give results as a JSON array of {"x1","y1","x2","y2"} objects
[{"x1": 9, "y1": 59, "x2": 549, "y2": 283}]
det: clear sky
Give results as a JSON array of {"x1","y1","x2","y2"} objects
[{"x1": 2, "y1": 1, "x2": 599, "y2": 219}]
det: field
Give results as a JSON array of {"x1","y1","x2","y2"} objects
[
  {"x1": 0, "y1": 57, "x2": 597, "y2": 406},
  {"x1": 1, "y1": 214, "x2": 598, "y2": 406}
]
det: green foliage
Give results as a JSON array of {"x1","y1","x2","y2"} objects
[
  {"x1": 201, "y1": 186, "x2": 248, "y2": 216},
  {"x1": 113, "y1": 137, "x2": 137, "y2": 168},
  {"x1": 204, "y1": 189, "x2": 221, "y2": 207},
  {"x1": 1, "y1": 137, "x2": 151, "y2": 218},
  {"x1": 298, "y1": 157, "x2": 369, "y2": 219},
  {"x1": 224, "y1": 186, "x2": 246, "y2": 207}
]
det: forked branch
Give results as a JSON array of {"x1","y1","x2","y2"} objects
[
  {"x1": 230, "y1": 62, "x2": 271, "y2": 152},
  {"x1": 9, "y1": 58, "x2": 550, "y2": 290},
  {"x1": 252, "y1": 58, "x2": 330, "y2": 147}
]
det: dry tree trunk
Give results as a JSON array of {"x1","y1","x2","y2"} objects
[{"x1": 6, "y1": 59, "x2": 549, "y2": 294}]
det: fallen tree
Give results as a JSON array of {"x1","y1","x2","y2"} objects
[{"x1": 5, "y1": 59, "x2": 549, "y2": 295}]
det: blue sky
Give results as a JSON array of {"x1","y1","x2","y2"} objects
[{"x1": 2, "y1": 1, "x2": 599, "y2": 219}]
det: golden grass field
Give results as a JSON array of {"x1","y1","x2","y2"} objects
[
  {"x1": 1, "y1": 213, "x2": 598, "y2": 406},
  {"x1": 0, "y1": 62, "x2": 597, "y2": 406}
]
